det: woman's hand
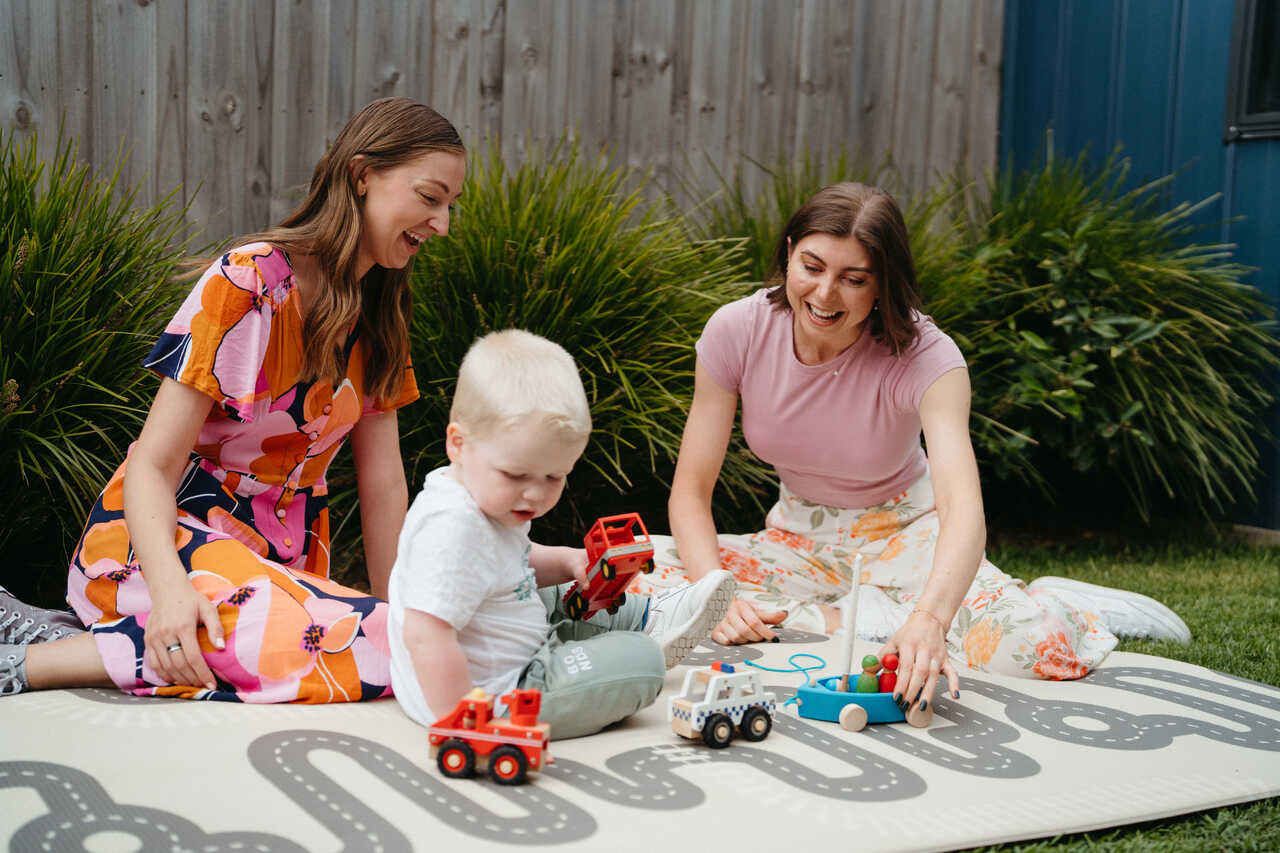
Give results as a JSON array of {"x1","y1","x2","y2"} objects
[
  {"x1": 709, "y1": 597, "x2": 787, "y2": 645},
  {"x1": 880, "y1": 609, "x2": 959, "y2": 712},
  {"x1": 143, "y1": 576, "x2": 225, "y2": 690}
]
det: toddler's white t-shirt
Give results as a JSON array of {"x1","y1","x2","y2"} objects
[{"x1": 388, "y1": 467, "x2": 549, "y2": 726}]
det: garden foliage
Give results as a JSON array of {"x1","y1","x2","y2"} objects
[
  {"x1": 5, "y1": 129, "x2": 1276, "y2": 596},
  {"x1": 0, "y1": 128, "x2": 192, "y2": 602},
  {"x1": 325, "y1": 144, "x2": 770, "y2": 571}
]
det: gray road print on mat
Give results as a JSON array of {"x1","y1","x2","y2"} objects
[
  {"x1": 5, "y1": 661, "x2": 1278, "y2": 847},
  {"x1": 0, "y1": 763, "x2": 305, "y2": 853}
]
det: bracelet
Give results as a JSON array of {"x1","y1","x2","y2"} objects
[{"x1": 910, "y1": 607, "x2": 949, "y2": 632}]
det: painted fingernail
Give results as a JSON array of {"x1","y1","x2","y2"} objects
[
  {"x1": 919, "y1": 700, "x2": 927, "y2": 711},
  {"x1": 914, "y1": 688, "x2": 924, "y2": 704},
  {"x1": 770, "y1": 636, "x2": 780, "y2": 643},
  {"x1": 893, "y1": 693, "x2": 902, "y2": 703},
  {"x1": 952, "y1": 690, "x2": 960, "y2": 699}
]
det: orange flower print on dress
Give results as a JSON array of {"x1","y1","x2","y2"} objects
[
  {"x1": 758, "y1": 528, "x2": 815, "y2": 551},
  {"x1": 963, "y1": 618, "x2": 1003, "y2": 667},
  {"x1": 850, "y1": 510, "x2": 898, "y2": 542},
  {"x1": 879, "y1": 534, "x2": 906, "y2": 562},
  {"x1": 719, "y1": 547, "x2": 766, "y2": 587},
  {"x1": 1032, "y1": 631, "x2": 1090, "y2": 680}
]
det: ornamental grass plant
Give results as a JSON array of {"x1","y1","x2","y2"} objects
[
  {"x1": 931, "y1": 148, "x2": 1280, "y2": 522},
  {"x1": 327, "y1": 143, "x2": 770, "y2": 579},
  {"x1": 0, "y1": 127, "x2": 193, "y2": 606}
]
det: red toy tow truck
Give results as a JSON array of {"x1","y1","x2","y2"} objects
[
  {"x1": 562, "y1": 513, "x2": 656, "y2": 620},
  {"x1": 427, "y1": 688, "x2": 552, "y2": 785}
]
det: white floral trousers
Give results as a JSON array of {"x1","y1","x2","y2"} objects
[{"x1": 629, "y1": 471, "x2": 1117, "y2": 680}]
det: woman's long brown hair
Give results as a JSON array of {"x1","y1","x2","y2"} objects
[{"x1": 237, "y1": 97, "x2": 464, "y2": 403}]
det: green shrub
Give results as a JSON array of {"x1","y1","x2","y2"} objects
[
  {"x1": 678, "y1": 149, "x2": 887, "y2": 283},
  {"x1": 0, "y1": 127, "x2": 193, "y2": 604},
  {"x1": 931, "y1": 148, "x2": 1279, "y2": 520},
  {"x1": 327, "y1": 143, "x2": 769, "y2": 581}
]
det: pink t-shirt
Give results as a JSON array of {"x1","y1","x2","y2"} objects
[{"x1": 696, "y1": 289, "x2": 967, "y2": 508}]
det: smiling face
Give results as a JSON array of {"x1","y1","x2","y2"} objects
[
  {"x1": 445, "y1": 417, "x2": 587, "y2": 528},
  {"x1": 784, "y1": 231, "x2": 881, "y2": 364},
  {"x1": 353, "y1": 150, "x2": 466, "y2": 277}
]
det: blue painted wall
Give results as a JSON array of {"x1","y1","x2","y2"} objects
[{"x1": 1000, "y1": 0, "x2": 1280, "y2": 527}]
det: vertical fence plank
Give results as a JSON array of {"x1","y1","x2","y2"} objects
[
  {"x1": 621, "y1": 0, "x2": 678, "y2": 192},
  {"x1": 153, "y1": 0, "x2": 187, "y2": 213},
  {"x1": 928, "y1": 0, "x2": 975, "y2": 186},
  {"x1": 742, "y1": 0, "x2": 798, "y2": 197},
  {"x1": 860, "y1": 0, "x2": 904, "y2": 171},
  {"x1": 890, "y1": 0, "x2": 939, "y2": 196},
  {"x1": 271, "y1": 0, "x2": 335, "y2": 223},
  {"x1": 967, "y1": 0, "x2": 1004, "y2": 184},
  {"x1": 796, "y1": 0, "x2": 854, "y2": 166},
  {"x1": 682, "y1": 0, "x2": 748, "y2": 204},
  {"x1": 90, "y1": 0, "x2": 158, "y2": 195},
  {"x1": 501, "y1": 0, "x2": 559, "y2": 165},
  {"x1": 564, "y1": 0, "x2": 615, "y2": 158}
]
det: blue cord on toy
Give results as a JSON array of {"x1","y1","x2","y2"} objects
[{"x1": 744, "y1": 653, "x2": 827, "y2": 707}]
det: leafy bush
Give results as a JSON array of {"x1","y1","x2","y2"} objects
[
  {"x1": 327, "y1": 143, "x2": 768, "y2": 581},
  {"x1": 678, "y1": 149, "x2": 887, "y2": 283},
  {"x1": 0, "y1": 128, "x2": 193, "y2": 604},
  {"x1": 929, "y1": 149, "x2": 1279, "y2": 520}
]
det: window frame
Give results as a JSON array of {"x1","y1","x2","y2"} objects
[{"x1": 1226, "y1": 0, "x2": 1280, "y2": 141}]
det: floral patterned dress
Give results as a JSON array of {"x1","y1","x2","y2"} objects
[
  {"x1": 66, "y1": 244, "x2": 415, "y2": 702},
  {"x1": 630, "y1": 471, "x2": 1119, "y2": 681}
]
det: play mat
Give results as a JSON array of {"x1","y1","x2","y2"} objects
[{"x1": 2, "y1": 629, "x2": 1277, "y2": 852}]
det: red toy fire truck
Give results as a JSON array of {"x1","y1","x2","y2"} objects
[
  {"x1": 562, "y1": 513, "x2": 656, "y2": 620},
  {"x1": 427, "y1": 688, "x2": 552, "y2": 785}
]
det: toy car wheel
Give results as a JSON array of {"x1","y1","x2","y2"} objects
[
  {"x1": 606, "y1": 592, "x2": 626, "y2": 614},
  {"x1": 641, "y1": 558, "x2": 655, "y2": 574},
  {"x1": 702, "y1": 713, "x2": 734, "y2": 749},
  {"x1": 739, "y1": 706, "x2": 772, "y2": 741},
  {"x1": 437, "y1": 739, "x2": 476, "y2": 778},
  {"x1": 839, "y1": 703, "x2": 868, "y2": 732},
  {"x1": 565, "y1": 591, "x2": 587, "y2": 620},
  {"x1": 601, "y1": 560, "x2": 617, "y2": 581},
  {"x1": 489, "y1": 746, "x2": 529, "y2": 785}
]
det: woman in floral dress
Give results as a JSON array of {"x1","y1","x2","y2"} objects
[
  {"x1": 628, "y1": 183, "x2": 1190, "y2": 710},
  {"x1": 1, "y1": 98, "x2": 465, "y2": 702}
]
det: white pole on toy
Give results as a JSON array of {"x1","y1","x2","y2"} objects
[{"x1": 837, "y1": 553, "x2": 863, "y2": 692}]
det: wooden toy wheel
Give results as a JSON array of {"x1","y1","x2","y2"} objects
[
  {"x1": 702, "y1": 713, "x2": 734, "y2": 748},
  {"x1": 739, "y1": 706, "x2": 772, "y2": 741},
  {"x1": 601, "y1": 560, "x2": 617, "y2": 581},
  {"x1": 905, "y1": 701, "x2": 934, "y2": 728},
  {"x1": 437, "y1": 739, "x2": 476, "y2": 778},
  {"x1": 839, "y1": 703, "x2": 868, "y2": 732},
  {"x1": 489, "y1": 746, "x2": 529, "y2": 785},
  {"x1": 565, "y1": 591, "x2": 588, "y2": 620}
]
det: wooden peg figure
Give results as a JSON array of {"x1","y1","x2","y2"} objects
[
  {"x1": 878, "y1": 653, "x2": 899, "y2": 694},
  {"x1": 854, "y1": 654, "x2": 880, "y2": 693}
]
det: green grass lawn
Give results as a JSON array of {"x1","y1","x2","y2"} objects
[{"x1": 970, "y1": 528, "x2": 1280, "y2": 852}]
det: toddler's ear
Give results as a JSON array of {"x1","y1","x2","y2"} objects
[{"x1": 444, "y1": 422, "x2": 466, "y2": 463}]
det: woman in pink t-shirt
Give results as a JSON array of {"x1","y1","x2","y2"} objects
[{"x1": 628, "y1": 183, "x2": 1189, "y2": 708}]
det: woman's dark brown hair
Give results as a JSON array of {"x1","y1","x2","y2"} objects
[
  {"x1": 765, "y1": 182, "x2": 923, "y2": 356},
  {"x1": 241, "y1": 97, "x2": 464, "y2": 403}
]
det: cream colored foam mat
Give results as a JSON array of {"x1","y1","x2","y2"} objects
[{"x1": 2, "y1": 630, "x2": 1277, "y2": 852}]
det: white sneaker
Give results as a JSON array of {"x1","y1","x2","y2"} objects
[
  {"x1": 0, "y1": 645, "x2": 29, "y2": 696},
  {"x1": 1028, "y1": 576, "x2": 1191, "y2": 644},
  {"x1": 834, "y1": 584, "x2": 908, "y2": 643},
  {"x1": 643, "y1": 570, "x2": 736, "y2": 669}
]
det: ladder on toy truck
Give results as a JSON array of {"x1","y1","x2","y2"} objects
[
  {"x1": 563, "y1": 513, "x2": 655, "y2": 620},
  {"x1": 427, "y1": 688, "x2": 552, "y2": 785}
]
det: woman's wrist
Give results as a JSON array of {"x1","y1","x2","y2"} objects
[{"x1": 909, "y1": 606, "x2": 950, "y2": 633}]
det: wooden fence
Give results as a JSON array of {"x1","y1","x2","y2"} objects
[{"x1": 1, "y1": 0, "x2": 1004, "y2": 242}]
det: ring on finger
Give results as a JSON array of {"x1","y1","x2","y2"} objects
[{"x1": 165, "y1": 642, "x2": 183, "y2": 654}]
